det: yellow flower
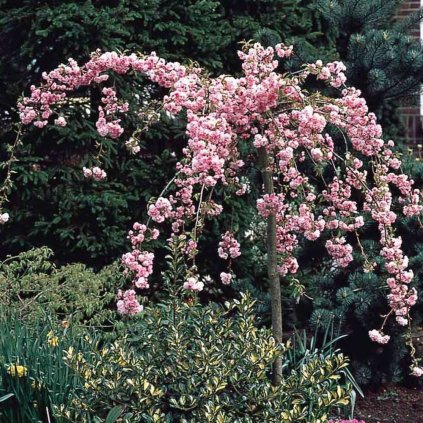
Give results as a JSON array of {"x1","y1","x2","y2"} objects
[
  {"x1": 48, "y1": 336, "x2": 59, "y2": 347},
  {"x1": 47, "y1": 331, "x2": 59, "y2": 347},
  {"x1": 7, "y1": 364, "x2": 27, "y2": 378}
]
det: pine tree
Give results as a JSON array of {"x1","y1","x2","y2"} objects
[{"x1": 317, "y1": 0, "x2": 423, "y2": 135}]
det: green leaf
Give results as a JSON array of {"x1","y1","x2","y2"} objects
[
  {"x1": 0, "y1": 393, "x2": 14, "y2": 402},
  {"x1": 106, "y1": 405, "x2": 123, "y2": 423}
]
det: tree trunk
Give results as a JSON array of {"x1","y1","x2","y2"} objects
[{"x1": 258, "y1": 147, "x2": 283, "y2": 386}]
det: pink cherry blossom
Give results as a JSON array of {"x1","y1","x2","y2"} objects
[
  {"x1": 0, "y1": 212, "x2": 9, "y2": 224},
  {"x1": 220, "y1": 272, "x2": 233, "y2": 285},
  {"x1": 183, "y1": 276, "x2": 204, "y2": 292},
  {"x1": 54, "y1": 116, "x2": 67, "y2": 126},
  {"x1": 411, "y1": 366, "x2": 423, "y2": 377},
  {"x1": 116, "y1": 289, "x2": 143, "y2": 315},
  {"x1": 368, "y1": 329, "x2": 390, "y2": 344},
  {"x1": 218, "y1": 231, "x2": 241, "y2": 260},
  {"x1": 148, "y1": 197, "x2": 173, "y2": 223},
  {"x1": 82, "y1": 166, "x2": 106, "y2": 181}
]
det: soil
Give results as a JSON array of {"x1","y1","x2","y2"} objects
[{"x1": 353, "y1": 383, "x2": 423, "y2": 423}]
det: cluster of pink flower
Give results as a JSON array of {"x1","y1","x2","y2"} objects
[
  {"x1": 310, "y1": 60, "x2": 347, "y2": 88},
  {"x1": 292, "y1": 204, "x2": 326, "y2": 241},
  {"x1": 220, "y1": 272, "x2": 233, "y2": 285},
  {"x1": 329, "y1": 420, "x2": 366, "y2": 423},
  {"x1": 54, "y1": 116, "x2": 67, "y2": 126},
  {"x1": 257, "y1": 193, "x2": 286, "y2": 218},
  {"x1": 323, "y1": 178, "x2": 357, "y2": 219},
  {"x1": 379, "y1": 236, "x2": 417, "y2": 326},
  {"x1": 147, "y1": 197, "x2": 173, "y2": 223},
  {"x1": 127, "y1": 222, "x2": 159, "y2": 247},
  {"x1": 96, "y1": 86, "x2": 128, "y2": 138},
  {"x1": 218, "y1": 231, "x2": 241, "y2": 260},
  {"x1": 117, "y1": 289, "x2": 143, "y2": 315},
  {"x1": 21, "y1": 42, "x2": 423, "y2": 372},
  {"x1": 82, "y1": 166, "x2": 107, "y2": 181},
  {"x1": 403, "y1": 189, "x2": 423, "y2": 217},
  {"x1": 183, "y1": 276, "x2": 204, "y2": 291},
  {"x1": 116, "y1": 223, "x2": 160, "y2": 301},
  {"x1": 238, "y1": 43, "x2": 289, "y2": 78},
  {"x1": 325, "y1": 237, "x2": 354, "y2": 268},
  {"x1": 368, "y1": 329, "x2": 390, "y2": 344},
  {"x1": 121, "y1": 249, "x2": 154, "y2": 289},
  {"x1": 18, "y1": 50, "x2": 187, "y2": 136},
  {"x1": 0, "y1": 212, "x2": 9, "y2": 224},
  {"x1": 216, "y1": 232, "x2": 240, "y2": 286}
]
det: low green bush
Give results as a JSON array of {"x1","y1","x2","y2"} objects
[
  {"x1": 0, "y1": 247, "x2": 124, "y2": 327},
  {"x1": 60, "y1": 294, "x2": 354, "y2": 423}
]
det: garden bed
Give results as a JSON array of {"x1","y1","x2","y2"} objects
[{"x1": 355, "y1": 383, "x2": 423, "y2": 423}]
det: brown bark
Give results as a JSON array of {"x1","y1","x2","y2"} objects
[{"x1": 258, "y1": 147, "x2": 283, "y2": 386}]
